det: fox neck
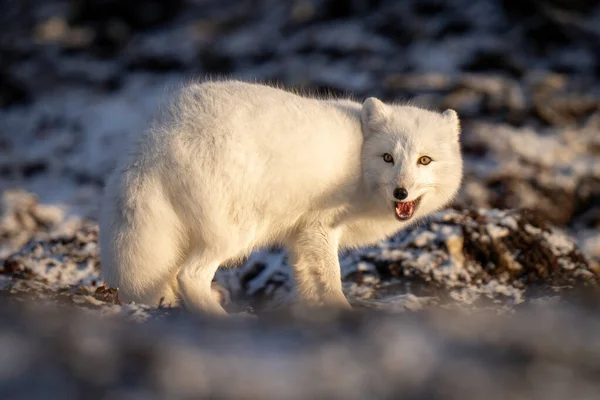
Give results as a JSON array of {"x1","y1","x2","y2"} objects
[{"x1": 346, "y1": 175, "x2": 390, "y2": 218}]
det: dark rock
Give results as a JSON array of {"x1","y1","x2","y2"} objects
[
  {"x1": 69, "y1": 0, "x2": 184, "y2": 30},
  {"x1": 319, "y1": 0, "x2": 381, "y2": 20},
  {"x1": 94, "y1": 282, "x2": 121, "y2": 304},
  {"x1": 0, "y1": 69, "x2": 31, "y2": 107},
  {"x1": 464, "y1": 49, "x2": 524, "y2": 77}
]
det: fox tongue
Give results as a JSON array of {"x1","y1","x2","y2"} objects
[{"x1": 395, "y1": 201, "x2": 415, "y2": 220}]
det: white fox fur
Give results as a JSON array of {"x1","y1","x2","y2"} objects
[{"x1": 99, "y1": 80, "x2": 463, "y2": 314}]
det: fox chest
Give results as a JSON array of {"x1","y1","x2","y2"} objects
[{"x1": 338, "y1": 216, "x2": 404, "y2": 249}]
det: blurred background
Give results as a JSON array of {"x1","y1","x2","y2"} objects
[
  {"x1": 1, "y1": 0, "x2": 599, "y2": 259},
  {"x1": 1, "y1": 1, "x2": 600, "y2": 398}
]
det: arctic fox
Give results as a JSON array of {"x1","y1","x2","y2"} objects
[{"x1": 99, "y1": 80, "x2": 463, "y2": 315}]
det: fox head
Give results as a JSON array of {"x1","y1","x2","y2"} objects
[{"x1": 360, "y1": 97, "x2": 463, "y2": 222}]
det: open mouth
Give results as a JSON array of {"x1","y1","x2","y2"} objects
[{"x1": 394, "y1": 196, "x2": 422, "y2": 221}]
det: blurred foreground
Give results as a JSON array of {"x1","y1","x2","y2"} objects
[{"x1": 1, "y1": 299, "x2": 600, "y2": 400}]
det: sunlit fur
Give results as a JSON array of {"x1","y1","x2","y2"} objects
[{"x1": 99, "y1": 80, "x2": 463, "y2": 315}]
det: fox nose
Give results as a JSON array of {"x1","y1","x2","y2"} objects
[{"x1": 393, "y1": 187, "x2": 408, "y2": 201}]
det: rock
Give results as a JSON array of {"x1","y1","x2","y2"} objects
[
  {"x1": 459, "y1": 121, "x2": 600, "y2": 232},
  {"x1": 0, "y1": 69, "x2": 31, "y2": 107},
  {"x1": 356, "y1": 208, "x2": 597, "y2": 308},
  {"x1": 2, "y1": 224, "x2": 100, "y2": 289},
  {"x1": 69, "y1": 0, "x2": 184, "y2": 31},
  {"x1": 464, "y1": 48, "x2": 525, "y2": 77},
  {"x1": 0, "y1": 191, "x2": 67, "y2": 259}
]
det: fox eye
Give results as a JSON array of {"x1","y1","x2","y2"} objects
[
  {"x1": 382, "y1": 153, "x2": 394, "y2": 164},
  {"x1": 418, "y1": 156, "x2": 432, "y2": 165}
]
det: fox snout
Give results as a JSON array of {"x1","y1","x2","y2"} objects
[
  {"x1": 393, "y1": 187, "x2": 408, "y2": 201},
  {"x1": 390, "y1": 177, "x2": 420, "y2": 202}
]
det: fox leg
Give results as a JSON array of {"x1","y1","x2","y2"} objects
[
  {"x1": 177, "y1": 251, "x2": 228, "y2": 315},
  {"x1": 287, "y1": 225, "x2": 352, "y2": 310}
]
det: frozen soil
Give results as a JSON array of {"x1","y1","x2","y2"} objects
[{"x1": 2, "y1": 191, "x2": 597, "y2": 317}]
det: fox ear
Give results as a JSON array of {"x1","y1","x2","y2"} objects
[
  {"x1": 361, "y1": 97, "x2": 388, "y2": 134},
  {"x1": 442, "y1": 109, "x2": 461, "y2": 139}
]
